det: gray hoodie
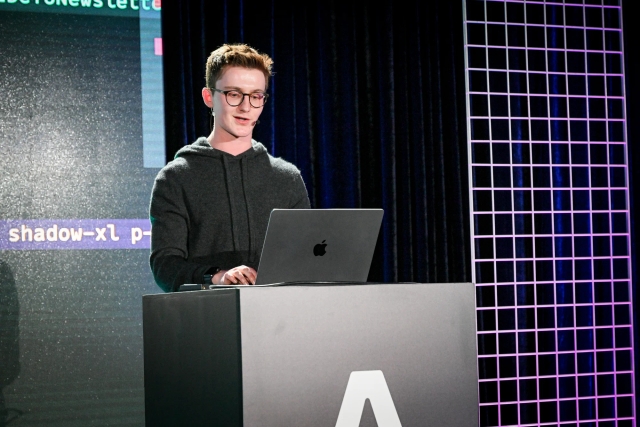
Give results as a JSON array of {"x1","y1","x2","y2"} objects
[{"x1": 149, "y1": 137, "x2": 310, "y2": 292}]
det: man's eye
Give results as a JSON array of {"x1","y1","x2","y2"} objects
[
  {"x1": 227, "y1": 91, "x2": 242, "y2": 99},
  {"x1": 251, "y1": 93, "x2": 265, "y2": 100}
]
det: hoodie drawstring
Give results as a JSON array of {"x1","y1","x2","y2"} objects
[
  {"x1": 240, "y1": 157, "x2": 256, "y2": 263},
  {"x1": 223, "y1": 153, "x2": 257, "y2": 263},
  {"x1": 222, "y1": 155, "x2": 241, "y2": 253}
]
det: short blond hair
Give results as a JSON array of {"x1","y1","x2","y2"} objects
[{"x1": 205, "y1": 43, "x2": 274, "y2": 90}]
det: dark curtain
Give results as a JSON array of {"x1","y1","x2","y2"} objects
[{"x1": 160, "y1": 0, "x2": 471, "y2": 284}]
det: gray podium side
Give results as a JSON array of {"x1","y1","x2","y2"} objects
[{"x1": 142, "y1": 282, "x2": 479, "y2": 427}]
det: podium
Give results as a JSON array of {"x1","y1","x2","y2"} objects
[{"x1": 142, "y1": 282, "x2": 479, "y2": 426}]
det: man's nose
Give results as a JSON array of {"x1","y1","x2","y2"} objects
[{"x1": 238, "y1": 95, "x2": 251, "y2": 110}]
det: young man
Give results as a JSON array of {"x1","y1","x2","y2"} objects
[{"x1": 149, "y1": 43, "x2": 310, "y2": 292}]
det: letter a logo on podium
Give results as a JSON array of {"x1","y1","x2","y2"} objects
[{"x1": 335, "y1": 370, "x2": 402, "y2": 427}]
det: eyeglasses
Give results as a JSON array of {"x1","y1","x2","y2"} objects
[{"x1": 210, "y1": 88, "x2": 269, "y2": 108}]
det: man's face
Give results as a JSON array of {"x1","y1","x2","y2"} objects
[{"x1": 211, "y1": 66, "x2": 266, "y2": 141}]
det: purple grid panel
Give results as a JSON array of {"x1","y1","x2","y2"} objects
[{"x1": 464, "y1": 1, "x2": 635, "y2": 426}]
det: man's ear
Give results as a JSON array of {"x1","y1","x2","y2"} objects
[{"x1": 202, "y1": 87, "x2": 213, "y2": 108}]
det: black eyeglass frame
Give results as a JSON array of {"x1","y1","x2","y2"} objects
[{"x1": 210, "y1": 88, "x2": 269, "y2": 108}]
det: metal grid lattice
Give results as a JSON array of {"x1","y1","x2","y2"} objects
[{"x1": 463, "y1": 1, "x2": 635, "y2": 425}]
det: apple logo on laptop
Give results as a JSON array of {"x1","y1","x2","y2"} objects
[{"x1": 313, "y1": 240, "x2": 327, "y2": 256}]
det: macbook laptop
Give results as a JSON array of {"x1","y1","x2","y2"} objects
[{"x1": 254, "y1": 208, "x2": 383, "y2": 286}]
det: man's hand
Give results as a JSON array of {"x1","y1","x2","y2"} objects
[{"x1": 214, "y1": 265, "x2": 257, "y2": 285}]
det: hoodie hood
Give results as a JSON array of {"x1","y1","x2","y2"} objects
[{"x1": 174, "y1": 137, "x2": 268, "y2": 160}]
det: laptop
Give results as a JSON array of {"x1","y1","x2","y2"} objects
[{"x1": 254, "y1": 208, "x2": 383, "y2": 286}]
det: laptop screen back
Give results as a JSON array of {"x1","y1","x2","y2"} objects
[{"x1": 255, "y1": 209, "x2": 383, "y2": 285}]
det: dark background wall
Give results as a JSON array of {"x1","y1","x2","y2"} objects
[{"x1": 161, "y1": 1, "x2": 472, "y2": 286}]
